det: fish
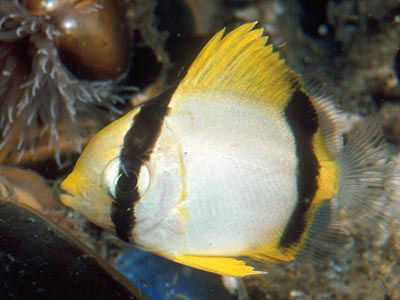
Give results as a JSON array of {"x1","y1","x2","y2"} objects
[{"x1": 60, "y1": 22, "x2": 388, "y2": 277}]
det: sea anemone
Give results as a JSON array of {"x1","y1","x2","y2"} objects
[{"x1": 0, "y1": 0, "x2": 132, "y2": 166}]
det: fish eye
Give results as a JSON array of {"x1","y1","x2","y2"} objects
[
  {"x1": 102, "y1": 157, "x2": 151, "y2": 199},
  {"x1": 102, "y1": 157, "x2": 121, "y2": 199},
  {"x1": 116, "y1": 170, "x2": 138, "y2": 194},
  {"x1": 116, "y1": 162, "x2": 152, "y2": 197},
  {"x1": 136, "y1": 163, "x2": 151, "y2": 196}
]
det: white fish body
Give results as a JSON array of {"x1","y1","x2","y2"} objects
[{"x1": 134, "y1": 92, "x2": 298, "y2": 256}]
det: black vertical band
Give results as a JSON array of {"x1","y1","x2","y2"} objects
[
  {"x1": 111, "y1": 88, "x2": 175, "y2": 242},
  {"x1": 279, "y1": 89, "x2": 320, "y2": 249}
]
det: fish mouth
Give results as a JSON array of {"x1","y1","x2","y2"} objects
[
  {"x1": 59, "y1": 187, "x2": 74, "y2": 197},
  {"x1": 59, "y1": 187, "x2": 76, "y2": 207}
]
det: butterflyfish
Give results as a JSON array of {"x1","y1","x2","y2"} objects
[{"x1": 60, "y1": 23, "x2": 388, "y2": 277}]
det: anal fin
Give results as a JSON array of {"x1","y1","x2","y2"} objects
[{"x1": 158, "y1": 253, "x2": 264, "y2": 277}]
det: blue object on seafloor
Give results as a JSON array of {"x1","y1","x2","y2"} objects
[{"x1": 117, "y1": 248, "x2": 235, "y2": 300}]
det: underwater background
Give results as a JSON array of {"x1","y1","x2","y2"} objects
[{"x1": 0, "y1": 0, "x2": 399, "y2": 299}]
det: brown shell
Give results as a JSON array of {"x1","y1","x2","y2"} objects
[
  {"x1": 24, "y1": 0, "x2": 77, "y2": 16},
  {"x1": 53, "y1": 0, "x2": 130, "y2": 80}
]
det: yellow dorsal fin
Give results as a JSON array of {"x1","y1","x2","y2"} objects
[
  {"x1": 158, "y1": 253, "x2": 264, "y2": 277},
  {"x1": 173, "y1": 22, "x2": 302, "y2": 110}
]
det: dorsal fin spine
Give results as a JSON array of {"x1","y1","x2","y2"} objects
[{"x1": 173, "y1": 22, "x2": 301, "y2": 111}]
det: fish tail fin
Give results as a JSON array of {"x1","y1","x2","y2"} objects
[
  {"x1": 299, "y1": 116, "x2": 390, "y2": 263},
  {"x1": 335, "y1": 116, "x2": 389, "y2": 220}
]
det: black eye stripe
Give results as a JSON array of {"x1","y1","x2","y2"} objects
[{"x1": 111, "y1": 87, "x2": 175, "y2": 242}]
